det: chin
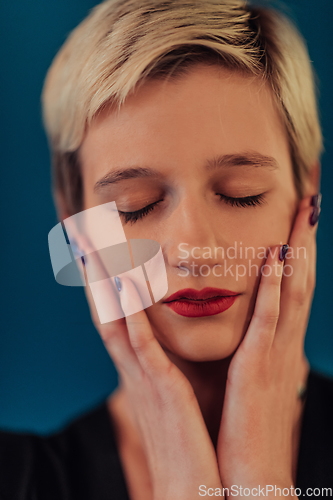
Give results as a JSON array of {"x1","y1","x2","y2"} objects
[{"x1": 149, "y1": 315, "x2": 246, "y2": 362}]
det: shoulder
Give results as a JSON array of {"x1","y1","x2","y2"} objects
[
  {"x1": 296, "y1": 368, "x2": 333, "y2": 489},
  {"x1": 0, "y1": 400, "x2": 129, "y2": 500}
]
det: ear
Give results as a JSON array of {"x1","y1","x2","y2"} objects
[{"x1": 302, "y1": 160, "x2": 321, "y2": 197}]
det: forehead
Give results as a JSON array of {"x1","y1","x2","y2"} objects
[{"x1": 80, "y1": 64, "x2": 290, "y2": 180}]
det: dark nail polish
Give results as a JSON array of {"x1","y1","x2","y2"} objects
[
  {"x1": 279, "y1": 244, "x2": 289, "y2": 262},
  {"x1": 309, "y1": 206, "x2": 320, "y2": 226},
  {"x1": 114, "y1": 276, "x2": 122, "y2": 292},
  {"x1": 311, "y1": 193, "x2": 322, "y2": 209},
  {"x1": 81, "y1": 256, "x2": 86, "y2": 267}
]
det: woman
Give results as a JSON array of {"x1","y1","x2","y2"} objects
[{"x1": 1, "y1": 0, "x2": 332, "y2": 498}]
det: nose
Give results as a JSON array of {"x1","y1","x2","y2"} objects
[{"x1": 164, "y1": 194, "x2": 226, "y2": 275}]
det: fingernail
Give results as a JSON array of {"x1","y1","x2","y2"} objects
[
  {"x1": 70, "y1": 239, "x2": 82, "y2": 258},
  {"x1": 114, "y1": 276, "x2": 122, "y2": 292},
  {"x1": 309, "y1": 206, "x2": 320, "y2": 226},
  {"x1": 70, "y1": 240, "x2": 79, "y2": 253},
  {"x1": 279, "y1": 244, "x2": 289, "y2": 262},
  {"x1": 311, "y1": 192, "x2": 322, "y2": 209},
  {"x1": 81, "y1": 256, "x2": 86, "y2": 267}
]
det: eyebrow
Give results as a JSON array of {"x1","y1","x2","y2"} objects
[
  {"x1": 93, "y1": 151, "x2": 279, "y2": 192},
  {"x1": 94, "y1": 167, "x2": 157, "y2": 192},
  {"x1": 205, "y1": 152, "x2": 279, "y2": 172}
]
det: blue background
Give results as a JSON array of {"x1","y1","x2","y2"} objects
[{"x1": 0, "y1": 0, "x2": 332, "y2": 433}]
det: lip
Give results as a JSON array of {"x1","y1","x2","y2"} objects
[{"x1": 163, "y1": 287, "x2": 240, "y2": 318}]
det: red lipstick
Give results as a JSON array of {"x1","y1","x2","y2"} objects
[{"x1": 163, "y1": 287, "x2": 240, "y2": 317}]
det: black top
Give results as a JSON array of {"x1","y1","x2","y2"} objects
[{"x1": 0, "y1": 369, "x2": 332, "y2": 500}]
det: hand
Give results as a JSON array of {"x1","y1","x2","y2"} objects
[
  {"x1": 77, "y1": 242, "x2": 223, "y2": 500},
  {"x1": 217, "y1": 195, "x2": 317, "y2": 496}
]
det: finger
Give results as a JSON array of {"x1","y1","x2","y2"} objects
[
  {"x1": 117, "y1": 275, "x2": 174, "y2": 379},
  {"x1": 241, "y1": 244, "x2": 284, "y2": 356},
  {"x1": 81, "y1": 243, "x2": 125, "y2": 326},
  {"x1": 65, "y1": 217, "x2": 125, "y2": 337},
  {"x1": 80, "y1": 261, "x2": 143, "y2": 380},
  {"x1": 275, "y1": 196, "x2": 318, "y2": 347},
  {"x1": 65, "y1": 217, "x2": 144, "y2": 378}
]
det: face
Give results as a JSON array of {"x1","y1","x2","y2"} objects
[{"x1": 79, "y1": 64, "x2": 298, "y2": 362}]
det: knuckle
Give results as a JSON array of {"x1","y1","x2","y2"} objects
[
  {"x1": 112, "y1": 356, "x2": 130, "y2": 377},
  {"x1": 287, "y1": 286, "x2": 307, "y2": 307},
  {"x1": 264, "y1": 314, "x2": 279, "y2": 327},
  {"x1": 130, "y1": 331, "x2": 154, "y2": 353},
  {"x1": 159, "y1": 363, "x2": 181, "y2": 389},
  {"x1": 254, "y1": 312, "x2": 279, "y2": 329},
  {"x1": 99, "y1": 325, "x2": 119, "y2": 343},
  {"x1": 159, "y1": 364, "x2": 193, "y2": 399}
]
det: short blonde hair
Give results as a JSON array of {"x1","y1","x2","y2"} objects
[{"x1": 42, "y1": 0, "x2": 323, "y2": 215}]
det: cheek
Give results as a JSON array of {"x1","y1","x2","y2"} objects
[
  {"x1": 221, "y1": 193, "x2": 296, "y2": 303},
  {"x1": 230, "y1": 189, "x2": 296, "y2": 253}
]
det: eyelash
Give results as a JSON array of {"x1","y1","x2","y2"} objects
[
  {"x1": 118, "y1": 200, "x2": 163, "y2": 225},
  {"x1": 118, "y1": 193, "x2": 265, "y2": 224},
  {"x1": 217, "y1": 193, "x2": 265, "y2": 208}
]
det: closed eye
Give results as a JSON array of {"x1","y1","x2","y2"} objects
[
  {"x1": 118, "y1": 200, "x2": 163, "y2": 224},
  {"x1": 118, "y1": 193, "x2": 266, "y2": 225},
  {"x1": 217, "y1": 193, "x2": 266, "y2": 207}
]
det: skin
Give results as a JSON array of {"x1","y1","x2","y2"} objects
[{"x1": 61, "y1": 65, "x2": 320, "y2": 499}]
